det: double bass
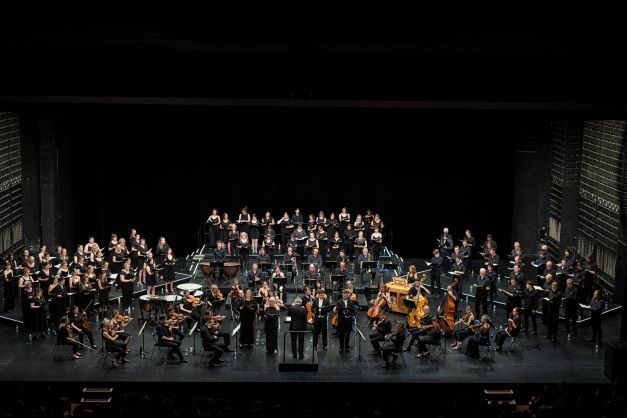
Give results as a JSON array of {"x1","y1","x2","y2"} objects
[
  {"x1": 407, "y1": 275, "x2": 429, "y2": 328},
  {"x1": 439, "y1": 279, "x2": 458, "y2": 335}
]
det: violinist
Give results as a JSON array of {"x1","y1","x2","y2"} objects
[
  {"x1": 451, "y1": 305, "x2": 476, "y2": 350},
  {"x1": 58, "y1": 315, "x2": 81, "y2": 360},
  {"x1": 102, "y1": 318, "x2": 129, "y2": 367},
  {"x1": 230, "y1": 279, "x2": 241, "y2": 300},
  {"x1": 207, "y1": 284, "x2": 224, "y2": 307},
  {"x1": 465, "y1": 314, "x2": 492, "y2": 359},
  {"x1": 312, "y1": 289, "x2": 330, "y2": 351},
  {"x1": 200, "y1": 313, "x2": 226, "y2": 367},
  {"x1": 156, "y1": 315, "x2": 187, "y2": 363},
  {"x1": 416, "y1": 316, "x2": 441, "y2": 359},
  {"x1": 70, "y1": 305, "x2": 97, "y2": 350},
  {"x1": 111, "y1": 309, "x2": 132, "y2": 346},
  {"x1": 381, "y1": 322, "x2": 406, "y2": 368},
  {"x1": 334, "y1": 289, "x2": 356, "y2": 353},
  {"x1": 494, "y1": 307, "x2": 521, "y2": 351},
  {"x1": 165, "y1": 306, "x2": 186, "y2": 341},
  {"x1": 78, "y1": 275, "x2": 94, "y2": 313},
  {"x1": 179, "y1": 290, "x2": 204, "y2": 327},
  {"x1": 404, "y1": 305, "x2": 431, "y2": 352},
  {"x1": 369, "y1": 311, "x2": 392, "y2": 357}
]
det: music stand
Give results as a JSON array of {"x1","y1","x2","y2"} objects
[
  {"x1": 325, "y1": 260, "x2": 338, "y2": 271},
  {"x1": 232, "y1": 323, "x2": 242, "y2": 359},
  {"x1": 330, "y1": 275, "x2": 344, "y2": 293},
  {"x1": 258, "y1": 263, "x2": 272, "y2": 274},
  {"x1": 253, "y1": 296, "x2": 264, "y2": 308},
  {"x1": 137, "y1": 319, "x2": 149, "y2": 359},
  {"x1": 402, "y1": 298, "x2": 417, "y2": 321},
  {"x1": 361, "y1": 261, "x2": 378, "y2": 285},
  {"x1": 352, "y1": 322, "x2": 367, "y2": 361},
  {"x1": 188, "y1": 320, "x2": 199, "y2": 356}
]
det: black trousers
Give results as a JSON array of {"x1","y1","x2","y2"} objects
[
  {"x1": 369, "y1": 332, "x2": 385, "y2": 352},
  {"x1": 291, "y1": 332, "x2": 305, "y2": 358},
  {"x1": 495, "y1": 330, "x2": 510, "y2": 348},
  {"x1": 338, "y1": 319, "x2": 352, "y2": 349},
  {"x1": 121, "y1": 283, "x2": 133, "y2": 310},
  {"x1": 64, "y1": 340, "x2": 79, "y2": 355},
  {"x1": 564, "y1": 301, "x2": 578, "y2": 333},
  {"x1": 453, "y1": 327, "x2": 474, "y2": 343},
  {"x1": 418, "y1": 335, "x2": 439, "y2": 353},
  {"x1": 203, "y1": 342, "x2": 225, "y2": 363},
  {"x1": 313, "y1": 316, "x2": 327, "y2": 349},
  {"x1": 382, "y1": 343, "x2": 401, "y2": 363},
  {"x1": 475, "y1": 289, "x2": 488, "y2": 318},
  {"x1": 546, "y1": 305, "x2": 560, "y2": 340},
  {"x1": 591, "y1": 311, "x2": 602, "y2": 344},
  {"x1": 78, "y1": 328, "x2": 95, "y2": 347},
  {"x1": 523, "y1": 307, "x2": 537, "y2": 332},
  {"x1": 430, "y1": 270, "x2": 441, "y2": 294},
  {"x1": 406, "y1": 328, "x2": 427, "y2": 348},
  {"x1": 106, "y1": 340, "x2": 126, "y2": 360},
  {"x1": 161, "y1": 339, "x2": 183, "y2": 359},
  {"x1": 489, "y1": 282, "x2": 497, "y2": 306}
]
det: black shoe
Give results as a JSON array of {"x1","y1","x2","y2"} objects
[
  {"x1": 531, "y1": 331, "x2": 537, "y2": 336},
  {"x1": 391, "y1": 354, "x2": 398, "y2": 363},
  {"x1": 381, "y1": 362, "x2": 390, "y2": 368},
  {"x1": 339, "y1": 349, "x2": 344, "y2": 354},
  {"x1": 299, "y1": 355, "x2": 304, "y2": 360},
  {"x1": 562, "y1": 329, "x2": 569, "y2": 333},
  {"x1": 313, "y1": 346, "x2": 318, "y2": 351},
  {"x1": 293, "y1": 354, "x2": 297, "y2": 359},
  {"x1": 345, "y1": 348, "x2": 350, "y2": 353}
]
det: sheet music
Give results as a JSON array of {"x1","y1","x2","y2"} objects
[
  {"x1": 579, "y1": 303, "x2": 591, "y2": 309},
  {"x1": 110, "y1": 273, "x2": 118, "y2": 279},
  {"x1": 533, "y1": 286, "x2": 543, "y2": 291}
]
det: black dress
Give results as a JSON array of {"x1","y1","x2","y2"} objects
[
  {"x1": 30, "y1": 296, "x2": 47, "y2": 334},
  {"x1": 3, "y1": 271, "x2": 15, "y2": 312},
  {"x1": 238, "y1": 213, "x2": 251, "y2": 234},
  {"x1": 21, "y1": 288, "x2": 34, "y2": 332},
  {"x1": 220, "y1": 220, "x2": 231, "y2": 244},
  {"x1": 145, "y1": 261, "x2": 157, "y2": 286},
  {"x1": 264, "y1": 307, "x2": 279, "y2": 353},
  {"x1": 239, "y1": 299, "x2": 258, "y2": 345},
  {"x1": 208, "y1": 216, "x2": 220, "y2": 247},
  {"x1": 98, "y1": 280, "x2": 111, "y2": 307},
  {"x1": 249, "y1": 220, "x2": 260, "y2": 240},
  {"x1": 163, "y1": 255, "x2": 176, "y2": 282}
]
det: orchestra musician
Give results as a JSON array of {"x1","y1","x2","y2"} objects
[
  {"x1": 179, "y1": 290, "x2": 204, "y2": 328},
  {"x1": 369, "y1": 310, "x2": 392, "y2": 357},
  {"x1": 335, "y1": 289, "x2": 356, "y2": 353},
  {"x1": 465, "y1": 314, "x2": 492, "y2": 359},
  {"x1": 312, "y1": 289, "x2": 330, "y2": 351},
  {"x1": 156, "y1": 314, "x2": 187, "y2": 363},
  {"x1": 102, "y1": 318, "x2": 129, "y2": 367},
  {"x1": 70, "y1": 305, "x2": 97, "y2": 349},
  {"x1": 58, "y1": 315, "x2": 81, "y2": 360},
  {"x1": 200, "y1": 313, "x2": 226, "y2": 367},
  {"x1": 451, "y1": 305, "x2": 476, "y2": 350},
  {"x1": 368, "y1": 285, "x2": 391, "y2": 324},
  {"x1": 381, "y1": 322, "x2": 406, "y2": 368},
  {"x1": 246, "y1": 263, "x2": 264, "y2": 291},
  {"x1": 404, "y1": 305, "x2": 431, "y2": 352},
  {"x1": 282, "y1": 246, "x2": 299, "y2": 285},
  {"x1": 494, "y1": 307, "x2": 521, "y2": 351},
  {"x1": 307, "y1": 247, "x2": 323, "y2": 272},
  {"x1": 333, "y1": 260, "x2": 349, "y2": 291},
  {"x1": 416, "y1": 316, "x2": 441, "y2": 359}
]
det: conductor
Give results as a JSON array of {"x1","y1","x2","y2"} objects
[{"x1": 287, "y1": 297, "x2": 308, "y2": 359}]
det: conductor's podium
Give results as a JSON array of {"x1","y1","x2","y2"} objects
[{"x1": 386, "y1": 277, "x2": 411, "y2": 314}]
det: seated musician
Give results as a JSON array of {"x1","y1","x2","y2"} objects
[
  {"x1": 200, "y1": 313, "x2": 226, "y2": 368},
  {"x1": 282, "y1": 246, "x2": 299, "y2": 283},
  {"x1": 165, "y1": 306, "x2": 186, "y2": 341},
  {"x1": 110, "y1": 309, "x2": 132, "y2": 346},
  {"x1": 302, "y1": 286, "x2": 314, "y2": 307},
  {"x1": 451, "y1": 305, "x2": 476, "y2": 350},
  {"x1": 246, "y1": 263, "x2": 264, "y2": 289},
  {"x1": 69, "y1": 305, "x2": 97, "y2": 349},
  {"x1": 407, "y1": 279, "x2": 431, "y2": 299},
  {"x1": 204, "y1": 310, "x2": 232, "y2": 352},
  {"x1": 355, "y1": 247, "x2": 376, "y2": 287},
  {"x1": 404, "y1": 305, "x2": 431, "y2": 352},
  {"x1": 206, "y1": 284, "x2": 224, "y2": 306},
  {"x1": 382, "y1": 322, "x2": 406, "y2": 368},
  {"x1": 494, "y1": 307, "x2": 521, "y2": 351},
  {"x1": 156, "y1": 315, "x2": 187, "y2": 363},
  {"x1": 258, "y1": 281, "x2": 271, "y2": 305},
  {"x1": 303, "y1": 263, "x2": 320, "y2": 289},
  {"x1": 178, "y1": 290, "x2": 203, "y2": 328},
  {"x1": 102, "y1": 318, "x2": 129, "y2": 367},
  {"x1": 369, "y1": 311, "x2": 392, "y2": 356},
  {"x1": 57, "y1": 315, "x2": 81, "y2": 360},
  {"x1": 465, "y1": 314, "x2": 492, "y2": 359},
  {"x1": 416, "y1": 316, "x2": 441, "y2": 359}
]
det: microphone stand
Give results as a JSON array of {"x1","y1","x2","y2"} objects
[{"x1": 137, "y1": 319, "x2": 148, "y2": 359}]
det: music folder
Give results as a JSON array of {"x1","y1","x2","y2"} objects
[
  {"x1": 424, "y1": 261, "x2": 432, "y2": 267},
  {"x1": 402, "y1": 298, "x2": 417, "y2": 310},
  {"x1": 325, "y1": 260, "x2": 338, "y2": 268},
  {"x1": 533, "y1": 285, "x2": 543, "y2": 291},
  {"x1": 360, "y1": 261, "x2": 377, "y2": 269}
]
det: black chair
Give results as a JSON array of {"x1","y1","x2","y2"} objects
[
  {"x1": 51, "y1": 339, "x2": 73, "y2": 361},
  {"x1": 423, "y1": 333, "x2": 446, "y2": 360},
  {"x1": 478, "y1": 328, "x2": 495, "y2": 360},
  {"x1": 149, "y1": 330, "x2": 173, "y2": 364}
]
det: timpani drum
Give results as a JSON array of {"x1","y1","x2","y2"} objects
[
  {"x1": 177, "y1": 283, "x2": 202, "y2": 293},
  {"x1": 223, "y1": 262, "x2": 239, "y2": 280},
  {"x1": 160, "y1": 294, "x2": 182, "y2": 311},
  {"x1": 199, "y1": 262, "x2": 214, "y2": 279},
  {"x1": 139, "y1": 294, "x2": 158, "y2": 312}
]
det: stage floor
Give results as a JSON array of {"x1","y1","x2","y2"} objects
[{"x1": 0, "y1": 292, "x2": 616, "y2": 385}]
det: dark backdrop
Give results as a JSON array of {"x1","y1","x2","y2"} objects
[{"x1": 68, "y1": 107, "x2": 517, "y2": 258}]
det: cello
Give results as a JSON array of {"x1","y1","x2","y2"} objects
[{"x1": 367, "y1": 285, "x2": 388, "y2": 319}]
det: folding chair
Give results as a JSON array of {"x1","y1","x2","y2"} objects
[{"x1": 149, "y1": 330, "x2": 173, "y2": 364}]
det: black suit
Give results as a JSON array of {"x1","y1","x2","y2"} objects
[
  {"x1": 336, "y1": 298, "x2": 356, "y2": 350},
  {"x1": 370, "y1": 318, "x2": 392, "y2": 352},
  {"x1": 288, "y1": 304, "x2": 308, "y2": 358},
  {"x1": 156, "y1": 322, "x2": 183, "y2": 361},
  {"x1": 312, "y1": 298, "x2": 330, "y2": 349},
  {"x1": 200, "y1": 324, "x2": 224, "y2": 365},
  {"x1": 246, "y1": 269, "x2": 264, "y2": 289}
]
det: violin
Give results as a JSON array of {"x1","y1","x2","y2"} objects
[
  {"x1": 212, "y1": 288, "x2": 223, "y2": 299},
  {"x1": 185, "y1": 294, "x2": 202, "y2": 304},
  {"x1": 306, "y1": 301, "x2": 314, "y2": 324},
  {"x1": 115, "y1": 314, "x2": 130, "y2": 323},
  {"x1": 82, "y1": 312, "x2": 90, "y2": 329}
]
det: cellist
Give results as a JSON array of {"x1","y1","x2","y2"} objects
[{"x1": 367, "y1": 284, "x2": 391, "y2": 325}]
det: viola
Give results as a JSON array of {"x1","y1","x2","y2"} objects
[{"x1": 306, "y1": 301, "x2": 314, "y2": 324}]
